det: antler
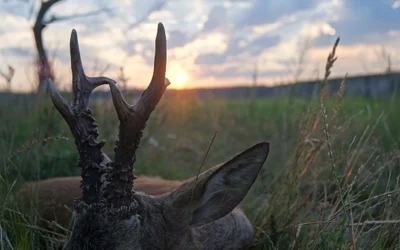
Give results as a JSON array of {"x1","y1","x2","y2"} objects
[
  {"x1": 48, "y1": 23, "x2": 169, "y2": 210},
  {"x1": 104, "y1": 22, "x2": 170, "y2": 205},
  {"x1": 48, "y1": 29, "x2": 114, "y2": 206}
]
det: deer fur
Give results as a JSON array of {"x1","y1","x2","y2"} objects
[
  {"x1": 27, "y1": 22, "x2": 270, "y2": 250},
  {"x1": 19, "y1": 175, "x2": 183, "y2": 228}
]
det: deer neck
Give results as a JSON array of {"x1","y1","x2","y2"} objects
[{"x1": 187, "y1": 208, "x2": 254, "y2": 250}]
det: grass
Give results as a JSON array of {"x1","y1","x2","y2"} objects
[
  {"x1": 0, "y1": 43, "x2": 400, "y2": 249},
  {"x1": 0, "y1": 92, "x2": 399, "y2": 249}
]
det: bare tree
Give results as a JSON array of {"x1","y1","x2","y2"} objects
[
  {"x1": 32, "y1": 0, "x2": 112, "y2": 94},
  {"x1": 33, "y1": 0, "x2": 61, "y2": 94},
  {"x1": 0, "y1": 65, "x2": 15, "y2": 92},
  {"x1": 285, "y1": 36, "x2": 312, "y2": 84},
  {"x1": 125, "y1": 0, "x2": 168, "y2": 31},
  {"x1": 248, "y1": 60, "x2": 258, "y2": 116},
  {"x1": 117, "y1": 66, "x2": 130, "y2": 91},
  {"x1": 376, "y1": 46, "x2": 392, "y2": 74}
]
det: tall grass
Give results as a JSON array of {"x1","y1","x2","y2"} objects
[{"x1": 0, "y1": 41, "x2": 399, "y2": 249}]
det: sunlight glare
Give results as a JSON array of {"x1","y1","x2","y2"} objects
[{"x1": 174, "y1": 71, "x2": 188, "y2": 89}]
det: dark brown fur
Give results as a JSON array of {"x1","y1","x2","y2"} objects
[{"x1": 19, "y1": 175, "x2": 182, "y2": 228}]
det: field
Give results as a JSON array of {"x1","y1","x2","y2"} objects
[{"x1": 0, "y1": 86, "x2": 399, "y2": 249}]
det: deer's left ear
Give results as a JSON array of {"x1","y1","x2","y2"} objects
[{"x1": 163, "y1": 142, "x2": 269, "y2": 227}]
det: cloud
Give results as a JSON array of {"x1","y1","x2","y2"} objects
[
  {"x1": 195, "y1": 53, "x2": 227, "y2": 65},
  {"x1": 0, "y1": 1, "x2": 31, "y2": 18},
  {"x1": 203, "y1": 6, "x2": 227, "y2": 32},
  {"x1": 1, "y1": 47, "x2": 33, "y2": 57},
  {"x1": 249, "y1": 35, "x2": 281, "y2": 54},
  {"x1": 164, "y1": 4, "x2": 228, "y2": 51},
  {"x1": 168, "y1": 30, "x2": 192, "y2": 49},
  {"x1": 393, "y1": 0, "x2": 400, "y2": 9},
  {"x1": 194, "y1": 35, "x2": 280, "y2": 65},
  {"x1": 314, "y1": 0, "x2": 400, "y2": 46},
  {"x1": 1, "y1": 0, "x2": 400, "y2": 92},
  {"x1": 202, "y1": 65, "x2": 288, "y2": 79},
  {"x1": 126, "y1": 0, "x2": 167, "y2": 30},
  {"x1": 236, "y1": 0, "x2": 315, "y2": 28}
]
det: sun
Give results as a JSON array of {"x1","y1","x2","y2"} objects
[{"x1": 173, "y1": 71, "x2": 188, "y2": 89}]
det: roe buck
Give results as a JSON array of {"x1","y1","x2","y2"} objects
[{"x1": 31, "y1": 22, "x2": 270, "y2": 249}]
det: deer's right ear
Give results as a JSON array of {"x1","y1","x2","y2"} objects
[{"x1": 163, "y1": 142, "x2": 269, "y2": 227}]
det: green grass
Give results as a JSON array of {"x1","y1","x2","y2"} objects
[{"x1": 0, "y1": 92, "x2": 399, "y2": 249}]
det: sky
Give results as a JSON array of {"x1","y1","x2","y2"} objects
[{"x1": 1, "y1": 0, "x2": 400, "y2": 92}]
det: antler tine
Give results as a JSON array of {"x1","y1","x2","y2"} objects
[
  {"x1": 137, "y1": 22, "x2": 170, "y2": 113},
  {"x1": 106, "y1": 22, "x2": 169, "y2": 204},
  {"x1": 70, "y1": 29, "x2": 115, "y2": 109},
  {"x1": 47, "y1": 78, "x2": 72, "y2": 121},
  {"x1": 47, "y1": 29, "x2": 116, "y2": 207},
  {"x1": 70, "y1": 29, "x2": 85, "y2": 107}
]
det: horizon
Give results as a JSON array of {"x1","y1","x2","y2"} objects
[
  {"x1": 1, "y1": 0, "x2": 400, "y2": 93},
  {"x1": 1, "y1": 70, "x2": 398, "y2": 94}
]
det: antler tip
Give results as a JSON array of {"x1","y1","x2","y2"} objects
[
  {"x1": 70, "y1": 28, "x2": 80, "y2": 57},
  {"x1": 165, "y1": 78, "x2": 171, "y2": 87},
  {"x1": 156, "y1": 22, "x2": 166, "y2": 40},
  {"x1": 71, "y1": 29, "x2": 78, "y2": 41}
]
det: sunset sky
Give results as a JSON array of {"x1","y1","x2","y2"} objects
[{"x1": 1, "y1": 0, "x2": 400, "y2": 92}]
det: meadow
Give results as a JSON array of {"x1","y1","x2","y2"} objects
[
  {"x1": 0, "y1": 43, "x2": 399, "y2": 250},
  {"x1": 0, "y1": 89, "x2": 399, "y2": 249}
]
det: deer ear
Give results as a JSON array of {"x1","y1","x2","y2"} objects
[{"x1": 164, "y1": 142, "x2": 269, "y2": 227}]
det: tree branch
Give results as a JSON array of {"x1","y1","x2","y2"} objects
[
  {"x1": 125, "y1": 0, "x2": 167, "y2": 31},
  {"x1": 42, "y1": 7, "x2": 115, "y2": 25}
]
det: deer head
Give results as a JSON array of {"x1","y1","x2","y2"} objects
[{"x1": 48, "y1": 22, "x2": 270, "y2": 250}]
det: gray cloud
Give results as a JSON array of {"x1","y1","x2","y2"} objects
[
  {"x1": 236, "y1": 0, "x2": 315, "y2": 28},
  {"x1": 195, "y1": 35, "x2": 280, "y2": 65},
  {"x1": 1, "y1": 47, "x2": 33, "y2": 57},
  {"x1": 314, "y1": 0, "x2": 400, "y2": 47},
  {"x1": 203, "y1": 6, "x2": 227, "y2": 32},
  {"x1": 126, "y1": 0, "x2": 167, "y2": 31},
  {"x1": 0, "y1": 1, "x2": 31, "y2": 18},
  {"x1": 164, "y1": 5, "x2": 228, "y2": 51},
  {"x1": 200, "y1": 65, "x2": 288, "y2": 79},
  {"x1": 168, "y1": 30, "x2": 192, "y2": 49},
  {"x1": 195, "y1": 53, "x2": 227, "y2": 65},
  {"x1": 248, "y1": 35, "x2": 280, "y2": 55}
]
